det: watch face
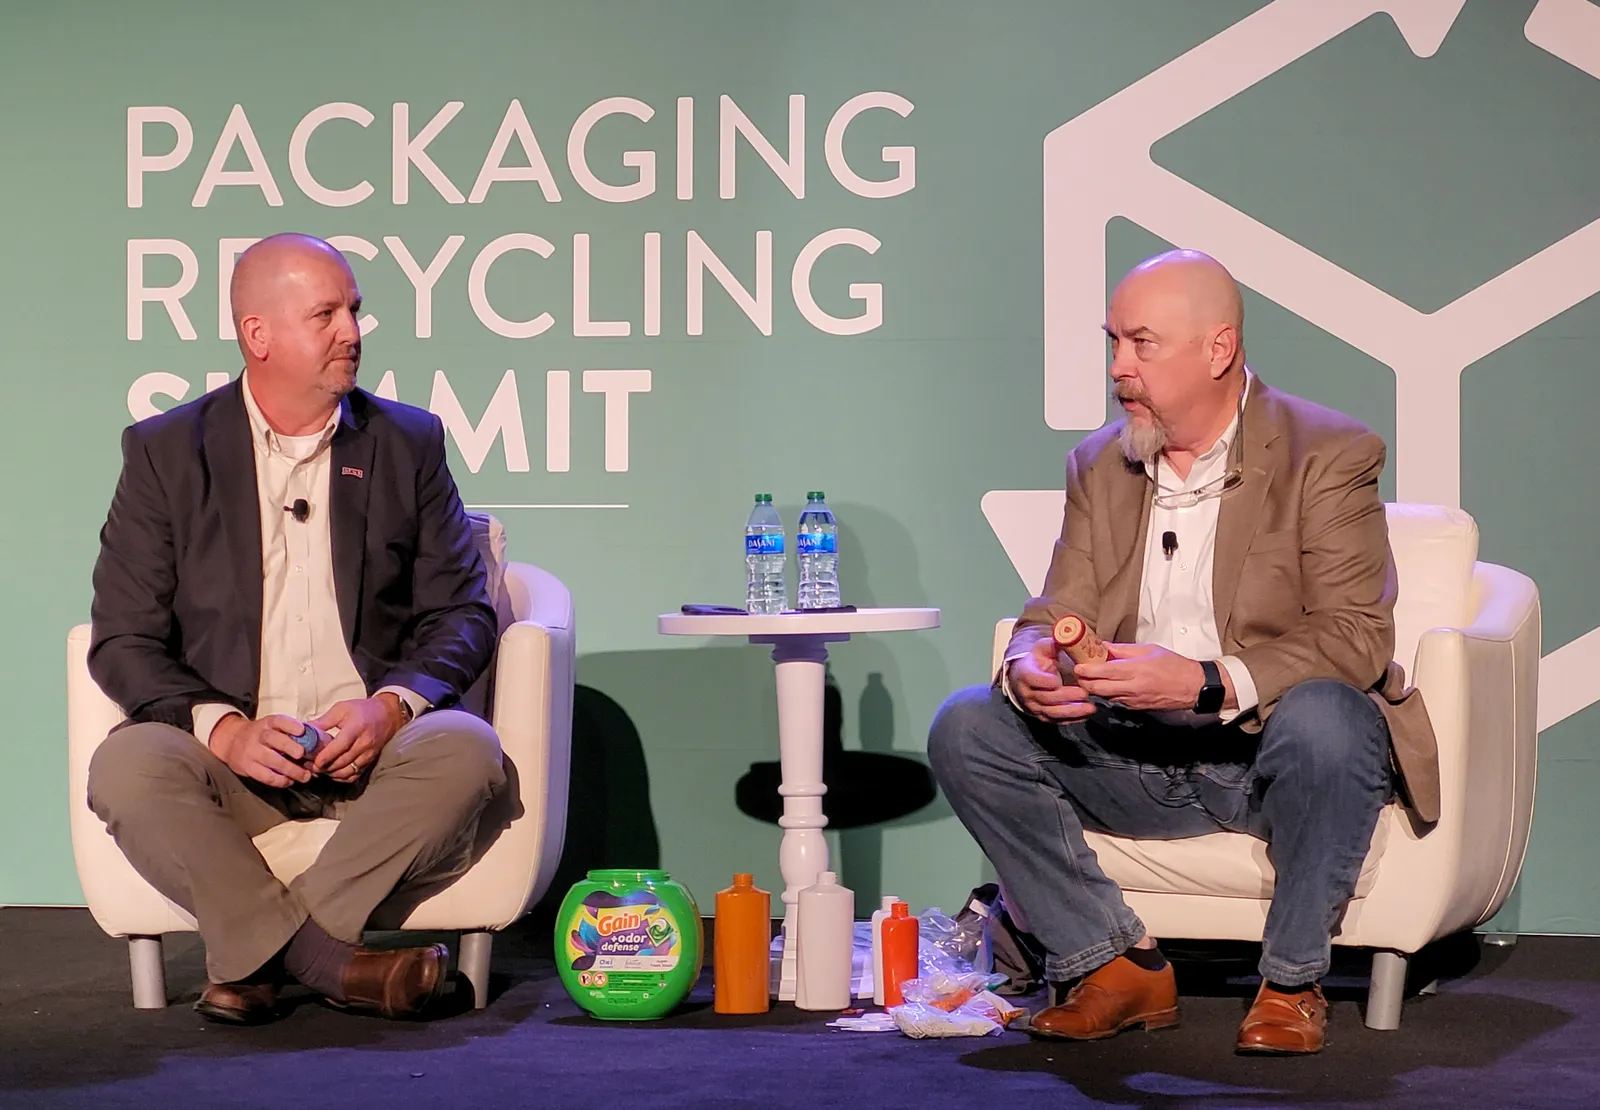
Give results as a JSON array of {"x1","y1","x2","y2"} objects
[{"x1": 1197, "y1": 662, "x2": 1225, "y2": 713}]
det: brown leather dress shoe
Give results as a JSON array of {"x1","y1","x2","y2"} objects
[
  {"x1": 194, "y1": 980, "x2": 281, "y2": 1025},
  {"x1": 1235, "y1": 982, "x2": 1327, "y2": 1055},
  {"x1": 1028, "y1": 955, "x2": 1179, "y2": 1041},
  {"x1": 328, "y1": 943, "x2": 450, "y2": 1019}
]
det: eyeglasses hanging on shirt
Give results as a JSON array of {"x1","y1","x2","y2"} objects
[
  {"x1": 284, "y1": 499, "x2": 310, "y2": 523},
  {"x1": 1148, "y1": 373, "x2": 1249, "y2": 511}
]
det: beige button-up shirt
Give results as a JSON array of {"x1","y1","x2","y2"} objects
[{"x1": 191, "y1": 375, "x2": 425, "y2": 747}]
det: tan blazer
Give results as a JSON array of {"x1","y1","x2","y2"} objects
[{"x1": 1008, "y1": 376, "x2": 1440, "y2": 824}]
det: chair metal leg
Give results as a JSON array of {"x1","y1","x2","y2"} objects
[
  {"x1": 1365, "y1": 949, "x2": 1407, "y2": 1030},
  {"x1": 459, "y1": 930, "x2": 493, "y2": 1009},
  {"x1": 129, "y1": 936, "x2": 167, "y2": 1010}
]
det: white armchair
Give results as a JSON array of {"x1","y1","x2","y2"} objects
[
  {"x1": 67, "y1": 518, "x2": 574, "y2": 1011},
  {"x1": 988, "y1": 503, "x2": 1539, "y2": 1029}
]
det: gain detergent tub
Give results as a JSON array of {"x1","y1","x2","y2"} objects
[{"x1": 555, "y1": 869, "x2": 704, "y2": 1020}]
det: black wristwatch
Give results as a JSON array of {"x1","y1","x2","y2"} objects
[{"x1": 1195, "y1": 660, "x2": 1226, "y2": 715}]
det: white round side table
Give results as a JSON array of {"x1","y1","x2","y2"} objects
[{"x1": 657, "y1": 607, "x2": 941, "y2": 1001}]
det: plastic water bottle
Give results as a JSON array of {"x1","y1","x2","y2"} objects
[
  {"x1": 796, "y1": 491, "x2": 840, "y2": 610},
  {"x1": 745, "y1": 494, "x2": 787, "y2": 615}
]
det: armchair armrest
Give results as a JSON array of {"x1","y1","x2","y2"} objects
[
  {"x1": 486, "y1": 561, "x2": 574, "y2": 921},
  {"x1": 1409, "y1": 561, "x2": 1540, "y2": 932},
  {"x1": 67, "y1": 623, "x2": 195, "y2": 936},
  {"x1": 395, "y1": 601, "x2": 575, "y2": 932}
]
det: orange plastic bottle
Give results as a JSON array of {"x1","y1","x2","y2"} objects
[
  {"x1": 713, "y1": 873, "x2": 771, "y2": 1014},
  {"x1": 880, "y1": 902, "x2": 920, "y2": 1008}
]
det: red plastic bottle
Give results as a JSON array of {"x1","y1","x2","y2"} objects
[{"x1": 880, "y1": 901, "x2": 919, "y2": 1008}]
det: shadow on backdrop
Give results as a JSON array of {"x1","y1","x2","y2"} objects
[
  {"x1": 533, "y1": 684, "x2": 661, "y2": 917},
  {"x1": 734, "y1": 672, "x2": 937, "y2": 831},
  {"x1": 736, "y1": 669, "x2": 942, "y2": 911}
]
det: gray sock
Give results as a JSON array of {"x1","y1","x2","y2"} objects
[{"x1": 283, "y1": 918, "x2": 355, "y2": 1002}]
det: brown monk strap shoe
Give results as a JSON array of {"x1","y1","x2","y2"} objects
[
  {"x1": 1027, "y1": 955, "x2": 1180, "y2": 1041},
  {"x1": 1235, "y1": 981, "x2": 1327, "y2": 1055},
  {"x1": 328, "y1": 943, "x2": 450, "y2": 1020},
  {"x1": 194, "y1": 980, "x2": 282, "y2": 1025}
]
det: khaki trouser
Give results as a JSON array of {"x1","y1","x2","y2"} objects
[{"x1": 86, "y1": 710, "x2": 507, "y2": 984}]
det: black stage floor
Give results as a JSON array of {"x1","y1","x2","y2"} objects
[{"x1": 2, "y1": 907, "x2": 1594, "y2": 1109}]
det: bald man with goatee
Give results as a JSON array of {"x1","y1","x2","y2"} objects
[
  {"x1": 87, "y1": 233, "x2": 505, "y2": 1024},
  {"x1": 928, "y1": 249, "x2": 1437, "y2": 1056}
]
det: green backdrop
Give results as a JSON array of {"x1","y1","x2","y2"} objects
[{"x1": 2, "y1": 0, "x2": 1596, "y2": 934}]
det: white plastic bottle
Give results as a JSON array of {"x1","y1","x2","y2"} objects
[
  {"x1": 796, "y1": 491, "x2": 840, "y2": 609},
  {"x1": 745, "y1": 493, "x2": 787, "y2": 615},
  {"x1": 795, "y1": 871, "x2": 855, "y2": 1011},
  {"x1": 870, "y1": 894, "x2": 900, "y2": 1005}
]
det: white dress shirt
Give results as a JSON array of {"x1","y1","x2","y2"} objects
[
  {"x1": 1004, "y1": 375, "x2": 1259, "y2": 725},
  {"x1": 1136, "y1": 375, "x2": 1258, "y2": 726},
  {"x1": 191, "y1": 375, "x2": 426, "y2": 747}
]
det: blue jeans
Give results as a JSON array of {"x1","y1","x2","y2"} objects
[{"x1": 927, "y1": 680, "x2": 1393, "y2": 985}]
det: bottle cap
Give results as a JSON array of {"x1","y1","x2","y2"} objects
[
  {"x1": 890, "y1": 902, "x2": 909, "y2": 918},
  {"x1": 733, "y1": 872, "x2": 753, "y2": 887},
  {"x1": 818, "y1": 871, "x2": 837, "y2": 884},
  {"x1": 815, "y1": 490, "x2": 825, "y2": 500},
  {"x1": 880, "y1": 895, "x2": 898, "y2": 909}
]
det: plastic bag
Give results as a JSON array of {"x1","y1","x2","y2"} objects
[
  {"x1": 888, "y1": 990, "x2": 1025, "y2": 1039},
  {"x1": 872, "y1": 908, "x2": 1005, "y2": 1016},
  {"x1": 869, "y1": 906, "x2": 1021, "y2": 1039},
  {"x1": 890, "y1": 1001, "x2": 1001, "y2": 1039},
  {"x1": 920, "y1": 904, "x2": 993, "y2": 974},
  {"x1": 900, "y1": 966, "x2": 1004, "y2": 1012},
  {"x1": 953, "y1": 884, "x2": 1046, "y2": 995}
]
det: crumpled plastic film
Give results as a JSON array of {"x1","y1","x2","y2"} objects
[{"x1": 887, "y1": 991, "x2": 1025, "y2": 1039}]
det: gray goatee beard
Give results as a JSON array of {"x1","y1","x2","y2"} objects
[
  {"x1": 1113, "y1": 384, "x2": 1169, "y2": 464},
  {"x1": 1119, "y1": 419, "x2": 1168, "y2": 465}
]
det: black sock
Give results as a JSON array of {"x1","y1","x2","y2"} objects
[
  {"x1": 1123, "y1": 945, "x2": 1169, "y2": 972},
  {"x1": 1266, "y1": 979, "x2": 1314, "y2": 994},
  {"x1": 283, "y1": 917, "x2": 356, "y2": 1001}
]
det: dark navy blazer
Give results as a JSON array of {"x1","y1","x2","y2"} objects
[{"x1": 88, "y1": 378, "x2": 497, "y2": 730}]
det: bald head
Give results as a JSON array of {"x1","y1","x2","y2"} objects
[
  {"x1": 1105, "y1": 249, "x2": 1248, "y2": 460},
  {"x1": 230, "y1": 233, "x2": 354, "y2": 339},
  {"x1": 1119, "y1": 249, "x2": 1243, "y2": 353},
  {"x1": 230, "y1": 233, "x2": 363, "y2": 427}
]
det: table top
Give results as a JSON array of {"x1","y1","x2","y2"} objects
[{"x1": 657, "y1": 606, "x2": 940, "y2": 637}]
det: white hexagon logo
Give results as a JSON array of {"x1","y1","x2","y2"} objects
[{"x1": 984, "y1": 0, "x2": 1600, "y2": 730}]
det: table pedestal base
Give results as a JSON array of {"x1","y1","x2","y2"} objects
[{"x1": 750, "y1": 631, "x2": 849, "y2": 1001}]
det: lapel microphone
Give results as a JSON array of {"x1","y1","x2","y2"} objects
[
  {"x1": 284, "y1": 499, "x2": 310, "y2": 523},
  {"x1": 1162, "y1": 530, "x2": 1178, "y2": 559}
]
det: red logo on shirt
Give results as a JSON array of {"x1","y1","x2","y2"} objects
[{"x1": 341, "y1": 467, "x2": 364, "y2": 478}]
